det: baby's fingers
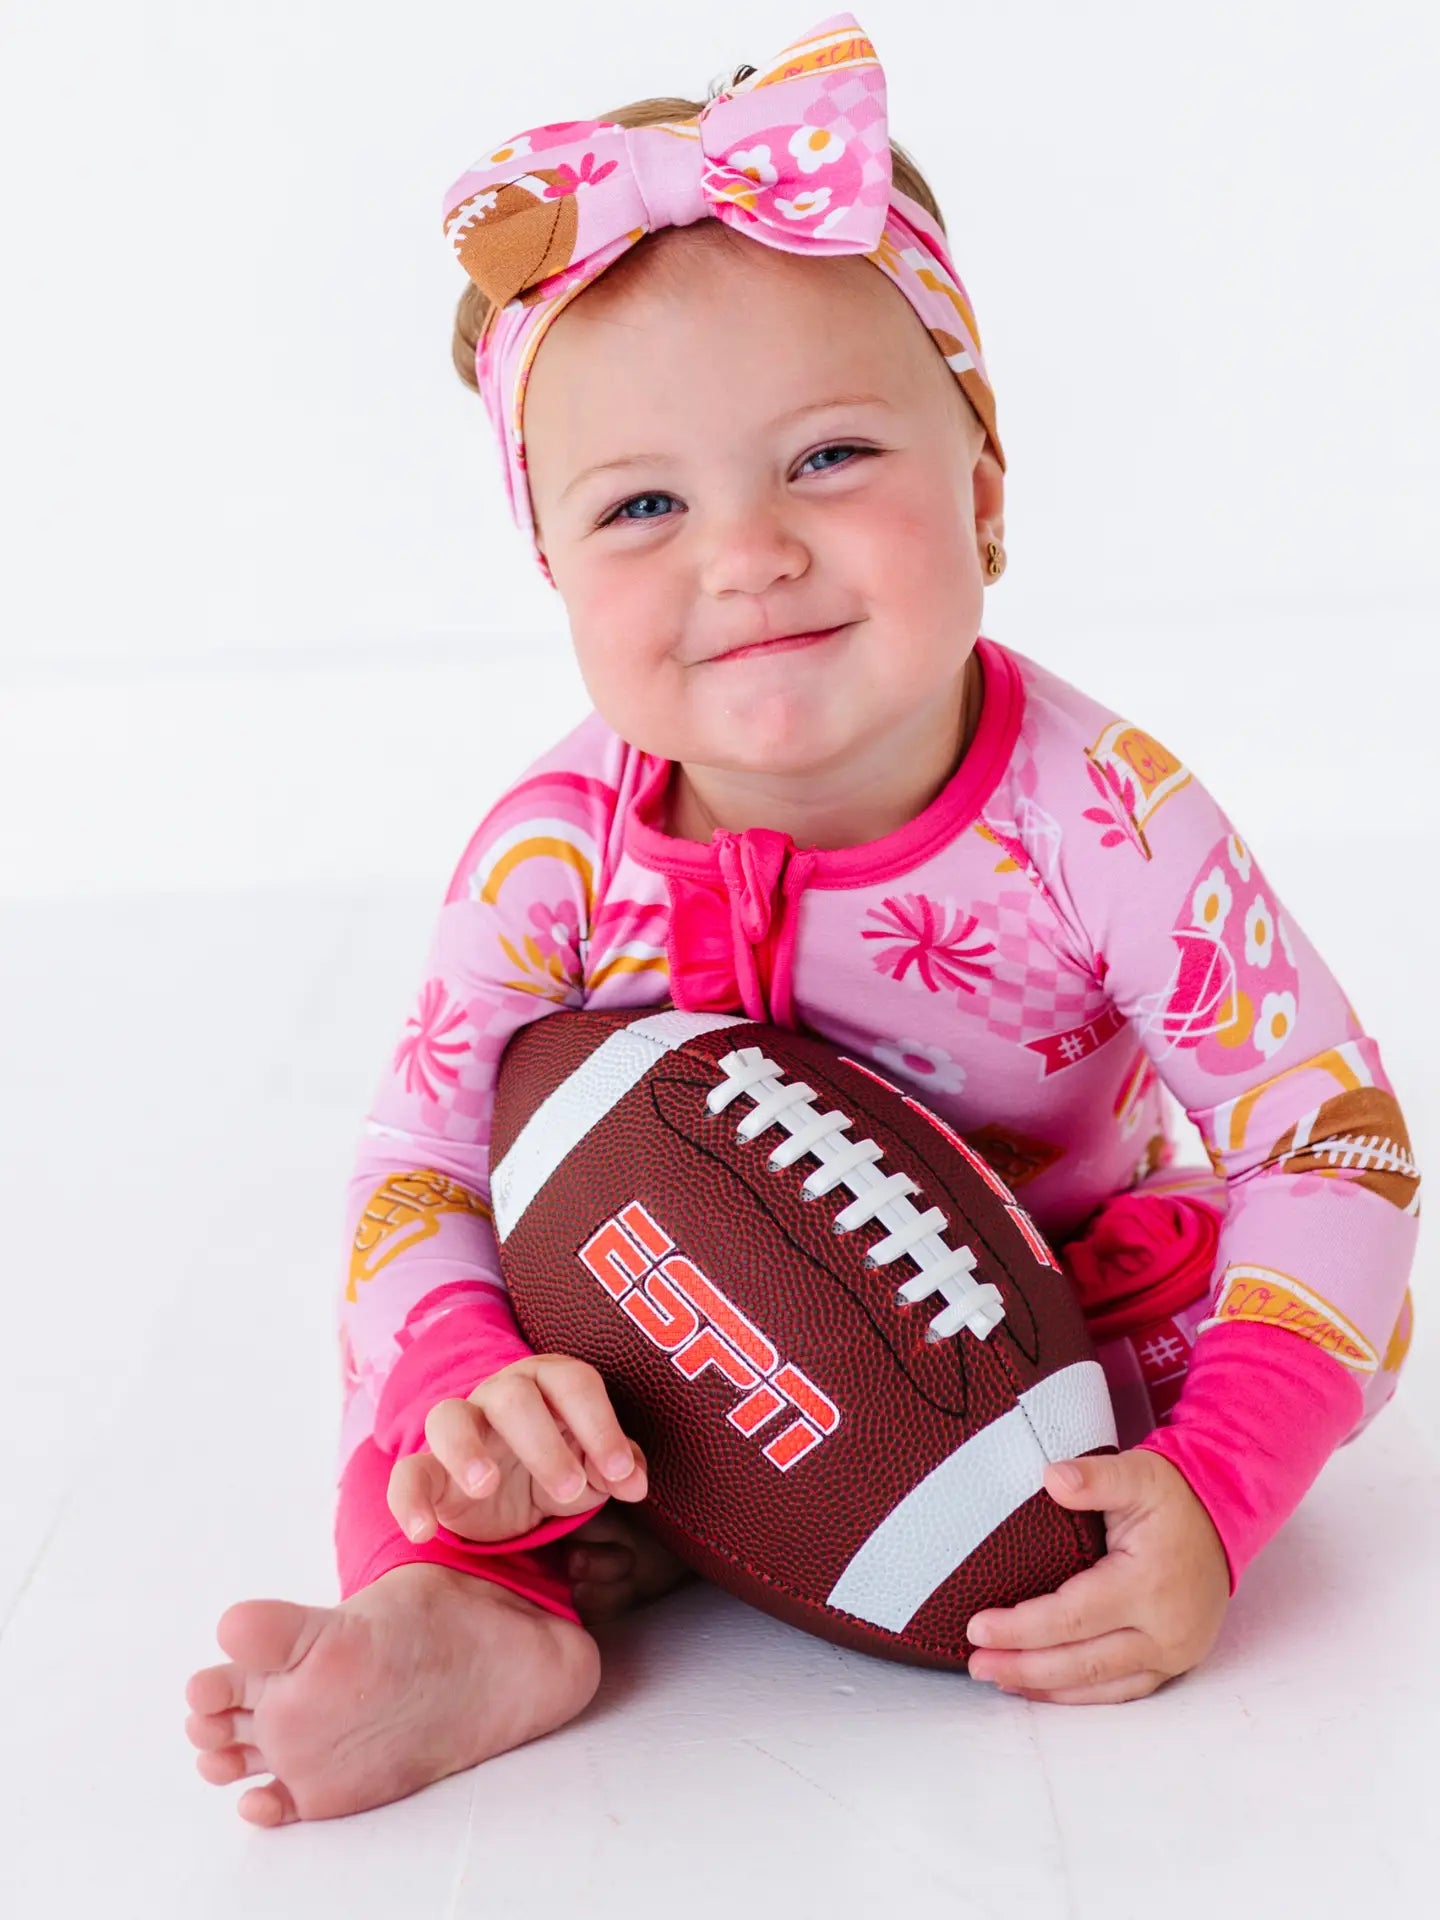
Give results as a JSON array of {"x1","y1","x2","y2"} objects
[
  {"x1": 421, "y1": 1395, "x2": 504, "y2": 1506},
  {"x1": 968, "y1": 1553, "x2": 1134, "y2": 1653},
  {"x1": 526, "y1": 1356, "x2": 649, "y2": 1502},
  {"x1": 482, "y1": 1361, "x2": 637, "y2": 1508},
  {"x1": 386, "y1": 1448, "x2": 453, "y2": 1545}
]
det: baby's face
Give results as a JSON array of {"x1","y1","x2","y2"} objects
[{"x1": 523, "y1": 228, "x2": 1003, "y2": 783}]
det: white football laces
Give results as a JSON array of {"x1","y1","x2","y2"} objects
[{"x1": 707, "y1": 1047, "x2": 1007, "y2": 1343}]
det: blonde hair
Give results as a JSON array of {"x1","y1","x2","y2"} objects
[{"x1": 450, "y1": 82, "x2": 952, "y2": 397}]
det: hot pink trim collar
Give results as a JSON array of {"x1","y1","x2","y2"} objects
[{"x1": 623, "y1": 634, "x2": 1025, "y2": 887}]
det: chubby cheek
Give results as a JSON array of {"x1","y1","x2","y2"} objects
[
  {"x1": 569, "y1": 619, "x2": 695, "y2": 760},
  {"x1": 853, "y1": 492, "x2": 982, "y2": 618}
]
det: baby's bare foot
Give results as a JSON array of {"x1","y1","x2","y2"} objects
[
  {"x1": 183, "y1": 1562, "x2": 599, "y2": 1825},
  {"x1": 566, "y1": 1506, "x2": 697, "y2": 1625}
]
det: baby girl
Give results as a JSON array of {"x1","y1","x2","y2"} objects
[{"x1": 183, "y1": 12, "x2": 1420, "y2": 1825}]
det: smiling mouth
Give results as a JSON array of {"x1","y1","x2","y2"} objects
[{"x1": 709, "y1": 623, "x2": 850, "y2": 664}]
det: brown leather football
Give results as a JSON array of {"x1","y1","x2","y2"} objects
[{"x1": 491, "y1": 1007, "x2": 1118, "y2": 1672}]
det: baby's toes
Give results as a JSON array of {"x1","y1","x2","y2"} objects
[
  {"x1": 195, "y1": 1742, "x2": 267, "y2": 1786},
  {"x1": 238, "y1": 1778, "x2": 301, "y2": 1828},
  {"x1": 186, "y1": 1704, "x2": 256, "y2": 1751},
  {"x1": 568, "y1": 1544, "x2": 632, "y2": 1586},
  {"x1": 215, "y1": 1598, "x2": 325, "y2": 1676},
  {"x1": 185, "y1": 1661, "x2": 248, "y2": 1718}
]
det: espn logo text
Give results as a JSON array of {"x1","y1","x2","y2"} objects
[{"x1": 578, "y1": 1201, "x2": 841, "y2": 1471}]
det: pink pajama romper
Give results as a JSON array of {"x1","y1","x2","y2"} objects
[{"x1": 333, "y1": 634, "x2": 1421, "y2": 1625}]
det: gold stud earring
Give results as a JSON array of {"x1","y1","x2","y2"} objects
[{"x1": 985, "y1": 540, "x2": 1006, "y2": 579}]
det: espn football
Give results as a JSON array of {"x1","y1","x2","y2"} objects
[{"x1": 491, "y1": 1007, "x2": 1118, "y2": 1672}]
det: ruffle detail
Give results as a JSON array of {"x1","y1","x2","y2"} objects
[{"x1": 1058, "y1": 1189, "x2": 1223, "y2": 1342}]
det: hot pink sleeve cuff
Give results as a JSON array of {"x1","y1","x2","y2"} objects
[
  {"x1": 333, "y1": 1429, "x2": 586, "y2": 1620},
  {"x1": 1132, "y1": 1319, "x2": 1365, "y2": 1595},
  {"x1": 342, "y1": 1294, "x2": 607, "y2": 1575},
  {"x1": 372, "y1": 1291, "x2": 537, "y2": 1458}
]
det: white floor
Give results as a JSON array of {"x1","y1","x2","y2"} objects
[{"x1": 1, "y1": 857, "x2": 1437, "y2": 1917}]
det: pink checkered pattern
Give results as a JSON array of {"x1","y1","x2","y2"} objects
[
  {"x1": 961, "y1": 888, "x2": 1110, "y2": 1043},
  {"x1": 811, "y1": 63, "x2": 888, "y2": 155}
]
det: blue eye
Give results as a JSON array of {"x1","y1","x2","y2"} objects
[
  {"x1": 598, "y1": 444, "x2": 873, "y2": 528},
  {"x1": 604, "y1": 492, "x2": 674, "y2": 526}
]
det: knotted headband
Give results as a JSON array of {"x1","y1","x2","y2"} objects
[{"x1": 440, "y1": 10, "x2": 1004, "y2": 588}]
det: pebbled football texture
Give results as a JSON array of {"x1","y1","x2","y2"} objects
[{"x1": 491, "y1": 1008, "x2": 1118, "y2": 1673}]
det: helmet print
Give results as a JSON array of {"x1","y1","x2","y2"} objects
[{"x1": 1157, "y1": 832, "x2": 1300, "y2": 1076}]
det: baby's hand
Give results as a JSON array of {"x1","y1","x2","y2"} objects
[
  {"x1": 386, "y1": 1354, "x2": 649, "y2": 1547},
  {"x1": 964, "y1": 1449, "x2": 1231, "y2": 1703}
]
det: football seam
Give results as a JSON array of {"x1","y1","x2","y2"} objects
[
  {"x1": 510, "y1": 1016, "x2": 1102, "y2": 1592},
  {"x1": 665, "y1": 1032, "x2": 1102, "y2": 1573},
  {"x1": 643, "y1": 1069, "x2": 975, "y2": 1421},
  {"x1": 661, "y1": 1043, "x2": 1039, "y2": 1370},
  {"x1": 852, "y1": 1113, "x2": 1098, "y2": 1574}
]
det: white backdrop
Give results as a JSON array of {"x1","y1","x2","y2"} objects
[
  {"x1": 0, "y1": 0, "x2": 1434, "y2": 1114},
  {"x1": 2, "y1": 0, "x2": 1437, "y2": 901},
  {"x1": 2, "y1": 14, "x2": 1437, "y2": 1895}
]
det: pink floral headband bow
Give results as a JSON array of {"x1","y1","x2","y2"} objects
[{"x1": 441, "y1": 10, "x2": 1004, "y2": 588}]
